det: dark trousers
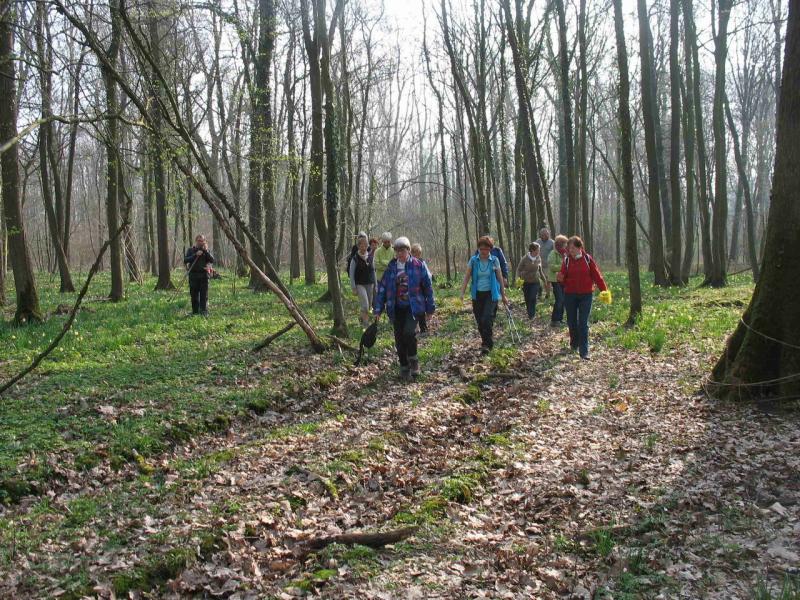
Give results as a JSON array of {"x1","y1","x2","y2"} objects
[
  {"x1": 392, "y1": 305, "x2": 418, "y2": 366},
  {"x1": 472, "y1": 291, "x2": 497, "y2": 349},
  {"x1": 551, "y1": 282, "x2": 565, "y2": 323},
  {"x1": 189, "y1": 272, "x2": 209, "y2": 314},
  {"x1": 564, "y1": 292, "x2": 593, "y2": 357},
  {"x1": 522, "y1": 282, "x2": 541, "y2": 319}
]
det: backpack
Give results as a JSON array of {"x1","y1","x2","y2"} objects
[
  {"x1": 344, "y1": 245, "x2": 358, "y2": 275},
  {"x1": 564, "y1": 253, "x2": 592, "y2": 275}
]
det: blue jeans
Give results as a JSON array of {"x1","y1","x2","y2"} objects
[
  {"x1": 564, "y1": 293, "x2": 593, "y2": 357},
  {"x1": 472, "y1": 291, "x2": 497, "y2": 348},
  {"x1": 551, "y1": 282, "x2": 565, "y2": 323},
  {"x1": 522, "y1": 282, "x2": 540, "y2": 319}
]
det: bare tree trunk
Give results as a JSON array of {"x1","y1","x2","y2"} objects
[
  {"x1": 683, "y1": 0, "x2": 714, "y2": 280},
  {"x1": 709, "y1": 0, "x2": 732, "y2": 287},
  {"x1": 260, "y1": 0, "x2": 277, "y2": 266},
  {"x1": 0, "y1": 1, "x2": 42, "y2": 322},
  {"x1": 710, "y1": 0, "x2": 799, "y2": 399},
  {"x1": 681, "y1": 30, "x2": 696, "y2": 281},
  {"x1": 637, "y1": 0, "x2": 668, "y2": 286},
  {"x1": 724, "y1": 98, "x2": 760, "y2": 282},
  {"x1": 577, "y1": 0, "x2": 590, "y2": 250},
  {"x1": 554, "y1": 0, "x2": 578, "y2": 235},
  {"x1": 101, "y1": 0, "x2": 124, "y2": 299},
  {"x1": 668, "y1": 0, "x2": 683, "y2": 284},
  {"x1": 613, "y1": 0, "x2": 642, "y2": 324},
  {"x1": 301, "y1": 0, "x2": 347, "y2": 336}
]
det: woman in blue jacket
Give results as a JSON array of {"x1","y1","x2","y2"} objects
[
  {"x1": 373, "y1": 237, "x2": 436, "y2": 381},
  {"x1": 460, "y1": 236, "x2": 510, "y2": 354}
]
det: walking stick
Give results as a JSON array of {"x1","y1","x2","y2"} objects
[
  {"x1": 505, "y1": 304, "x2": 522, "y2": 344},
  {"x1": 168, "y1": 251, "x2": 201, "y2": 303}
]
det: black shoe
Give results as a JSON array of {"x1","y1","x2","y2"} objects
[
  {"x1": 399, "y1": 366, "x2": 411, "y2": 382},
  {"x1": 580, "y1": 354, "x2": 590, "y2": 361},
  {"x1": 480, "y1": 345, "x2": 490, "y2": 355}
]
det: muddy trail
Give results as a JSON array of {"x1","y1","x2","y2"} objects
[{"x1": 2, "y1": 306, "x2": 798, "y2": 599}]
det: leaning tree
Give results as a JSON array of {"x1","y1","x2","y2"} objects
[{"x1": 710, "y1": 0, "x2": 799, "y2": 401}]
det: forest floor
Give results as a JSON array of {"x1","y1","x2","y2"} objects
[{"x1": 1, "y1": 270, "x2": 798, "y2": 599}]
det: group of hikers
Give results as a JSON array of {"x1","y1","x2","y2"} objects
[
  {"x1": 184, "y1": 227, "x2": 608, "y2": 381},
  {"x1": 348, "y1": 227, "x2": 609, "y2": 382}
]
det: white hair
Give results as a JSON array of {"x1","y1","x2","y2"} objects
[
  {"x1": 393, "y1": 236, "x2": 411, "y2": 250},
  {"x1": 381, "y1": 231, "x2": 393, "y2": 242}
]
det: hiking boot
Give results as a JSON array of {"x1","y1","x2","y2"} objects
[
  {"x1": 399, "y1": 365, "x2": 411, "y2": 382},
  {"x1": 480, "y1": 345, "x2": 490, "y2": 356},
  {"x1": 408, "y1": 356, "x2": 420, "y2": 378}
]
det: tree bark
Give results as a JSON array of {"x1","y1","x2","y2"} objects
[
  {"x1": 554, "y1": 0, "x2": 578, "y2": 235},
  {"x1": 0, "y1": 2, "x2": 42, "y2": 323},
  {"x1": 637, "y1": 0, "x2": 668, "y2": 286},
  {"x1": 683, "y1": 0, "x2": 714, "y2": 281},
  {"x1": 612, "y1": 0, "x2": 642, "y2": 324},
  {"x1": 709, "y1": 0, "x2": 732, "y2": 287},
  {"x1": 710, "y1": 0, "x2": 800, "y2": 400},
  {"x1": 668, "y1": 0, "x2": 683, "y2": 284},
  {"x1": 724, "y1": 98, "x2": 760, "y2": 282},
  {"x1": 148, "y1": 1, "x2": 173, "y2": 291},
  {"x1": 301, "y1": 0, "x2": 348, "y2": 337}
]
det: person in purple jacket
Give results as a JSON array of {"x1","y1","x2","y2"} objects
[{"x1": 373, "y1": 236, "x2": 436, "y2": 381}]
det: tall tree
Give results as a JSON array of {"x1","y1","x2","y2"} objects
[
  {"x1": 637, "y1": 0, "x2": 668, "y2": 286},
  {"x1": 100, "y1": 0, "x2": 124, "y2": 299},
  {"x1": 683, "y1": 0, "x2": 714, "y2": 280},
  {"x1": 709, "y1": 0, "x2": 733, "y2": 287},
  {"x1": 667, "y1": 0, "x2": 683, "y2": 284},
  {"x1": 300, "y1": 0, "x2": 348, "y2": 337},
  {"x1": 148, "y1": 1, "x2": 174, "y2": 291},
  {"x1": 710, "y1": 0, "x2": 799, "y2": 399},
  {"x1": 612, "y1": 0, "x2": 642, "y2": 324},
  {"x1": 0, "y1": 0, "x2": 42, "y2": 322},
  {"x1": 35, "y1": 3, "x2": 74, "y2": 293},
  {"x1": 554, "y1": 0, "x2": 578, "y2": 235}
]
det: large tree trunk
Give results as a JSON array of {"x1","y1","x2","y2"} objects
[
  {"x1": 301, "y1": 0, "x2": 347, "y2": 336},
  {"x1": 637, "y1": 0, "x2": 668, "y2": 286},
  {"x1": 612, "y1": 0, "x2": 642, "y2": 324},
  {"x1": 710, "y1": 0, "x2": 799, "y2": 399},
  {"x1": 148, "y1": 3, "x2": 173, "y2": 291},
  {"x1": 554, "y1": 0, "x2": 578, "y2": 235},
  {"x1": 0, "y1": 2, "x2": 42, "y2": 323},
  {"x1": 683, "y1": 0, "x2": 714, "y2": 280},
  {"x1": 101, "y1": 0, "x2": 124, "y2": 300},
  {"x1": 709, "y1": 0, "x2": 732, "y2": 287},
  {"x1": 668, "y1": 0, "x2": 683, "y2": 284}
]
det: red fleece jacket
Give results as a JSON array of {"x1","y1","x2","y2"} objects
[{"x1": 558, "y1": 253, "x2": 608, "y2": 294}]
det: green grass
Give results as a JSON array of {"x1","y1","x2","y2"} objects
[
  {"x1": 593, "y1": 271, "x2": 752, "y2": 354},
  {"x1": 0, "y1": 271, "x2": 370, "y2": 499}
]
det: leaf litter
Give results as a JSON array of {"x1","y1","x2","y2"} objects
[{"x1": 1, "y1": 309, "x2": 798, "y2": 599}]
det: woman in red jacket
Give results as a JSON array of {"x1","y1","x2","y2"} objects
[{"x1": 557, "y1": 236, "x2": 607, "y2": 360}]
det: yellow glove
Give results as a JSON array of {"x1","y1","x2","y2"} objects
[{"x1": 598, "y1": 290, "x2": 612, "y2": 305}]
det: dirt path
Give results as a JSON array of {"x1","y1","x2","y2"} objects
[{"x1": 2, "y1": 310, "x2": 798, "y2": 599}]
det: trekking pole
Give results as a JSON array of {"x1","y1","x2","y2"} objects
[
  {"x1": 168, "y1": 252, "x2": 200, "y2": 304},
  {"x1": 505, "y1": 304, "x2": 522, "y2": 344}
]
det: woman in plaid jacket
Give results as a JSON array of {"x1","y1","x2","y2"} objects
[{"x1": 373, "y1": 236, "x2": 436, "y2": 381}]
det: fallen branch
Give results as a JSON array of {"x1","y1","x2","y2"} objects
[
  {"x1": 301, "y1": 526, "x2": 418, "y2": 553},
  {"x1": 253, "y1": 322, "x2": 296, "y2": 352},
  {"x1": 0, "y1": 224, "x2": 126, "y2": 397}
]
